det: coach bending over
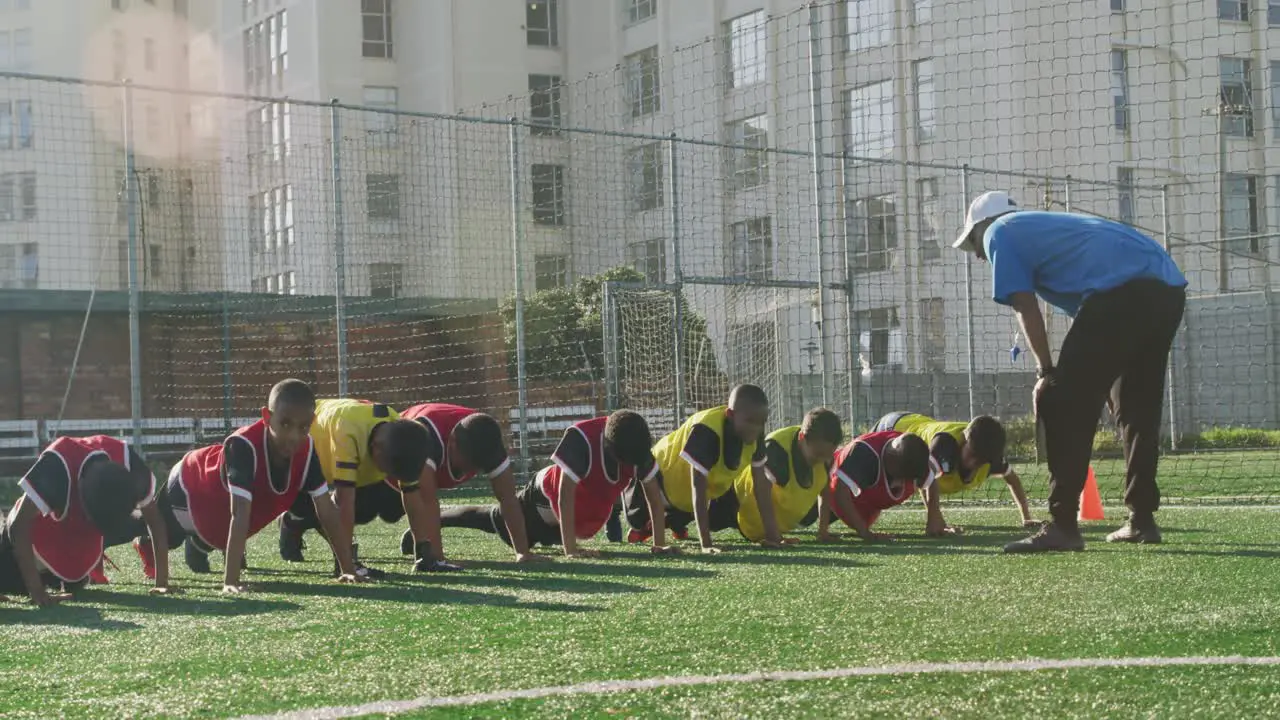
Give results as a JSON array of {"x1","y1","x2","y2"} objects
[{"x1": 952, "y1": 192, "x2": 1187, "y2": 553}]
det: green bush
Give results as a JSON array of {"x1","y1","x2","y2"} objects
[{"x1": 1183, "y1": 427, "x2": 1280, "y2": 450}]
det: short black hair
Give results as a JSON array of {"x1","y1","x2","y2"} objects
[
  {"x1": 893, "y1": 433, "x2": 932, "y2": 482},
  {"x1": 604, "y1": 410, "x2": 653, "y2": 467},
  {"x1": 268, "y1": 378, "x2": 316, "y2": 412},
  {"x1": 728, "y1": 383, "x2": 768, "y2": 411},
  {"x1": 455, "y1": 413, "x2": 509, "y2": 475},
  {"x1": 801, "y1": 408, "x2": 844, "y2": 446},
  {"x1": 381, "y1": 419, "x2": 430, "y2": 483},
  {"x1": 79, "y1": 458, "x2": 145, "y2": 539},
  {"x1": 966, "y1": 415, "x2": 1006, "y2": 466}
]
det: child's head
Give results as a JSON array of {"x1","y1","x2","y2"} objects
[
  {"x1": 263, "y1": 378, "x2": 316, "y2": 458},
  {"x1": 371, "y1": 419, "x2": 431, "y2": 484},
  {"x1": 604, "y1": 410, "x2": 654, "y2": 467},
  {"x1": 726, "y1": 384, "x2": 770, "y2": 442},
  {"x1": 962, "y1": 415, "x2": 1006, "y2": 471},
  {"x1": 450, "y1": 413, "x2": 509, "y2": 476},
  {"x1": 883, "y1": 433, "x2": 931, "y2": 484},
  {"x1": 798, "y1": 408, "x2": 844, "y2": 466},
  {"x1": 79, "y1": 458, "x2": 147, "y2": 539}
]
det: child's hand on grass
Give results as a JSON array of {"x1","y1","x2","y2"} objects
[
  {"x1": 860, "y1": 532, "x2": 893, "y2": 542},
  {"x1": 699, "y1": 546, "x2": 723, "y2": 555},
  {"x1": 30, "y1": 590, "x2": 72, "y2": 608},
  {"x1": 516, "y1": 552, "x2": 552, "y2": 564},
  {"x1": 816, "y1": 531, "x2": 842, "y2": 543},
  {"x1": 222, "y1": 584, "x2": 249, "y2": 595},
  {"x1": 148, "y1": 586, "x2": 180, "y2": 596},
  {"x1": 564, "y1": 548, "x2": 602, "y2": 559},
  {"x1": 1022, "y1": 519, "x2": 1045, "y2": 529},
  {"x1": 926, "y1": 525, "x2": 963, "y2": 538},
  {"x1": 334, "y1": 573, "x2": 368, "y2": 584},
  {"x1": 650, "y1": 544, "x2": 681, "y2": 556}
]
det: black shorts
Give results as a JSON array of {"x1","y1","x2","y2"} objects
[
  {"x1": 288, "y1": 481, "x2": 405, "y2": 528},
  {"x1": 621, "y1": 471, "x2": 740, "y2": 533},
  {"x1": 490, "y1": 482, "x2": 562, "y2": 549}
]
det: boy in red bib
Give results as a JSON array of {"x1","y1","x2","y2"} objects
[
  {"x1": 817, "y1": 430, "x2": 935, "y2": 541},
  {"x1": 0, "y1": 436, "x2": 172, "y2": 606},
  {"x1": 397, "y1": 403, "x2": 549, "y2": 565},
  {"x1": 132, "y1": 379, "x2": 361, "y2": 591},
  {"x1": 439, "y1": 410, "x2": 677, "y2": 558}
]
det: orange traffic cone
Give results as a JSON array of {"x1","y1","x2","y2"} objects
[{"x1": 1078, "y1": 466, "x2": 1105, "y2": 521}]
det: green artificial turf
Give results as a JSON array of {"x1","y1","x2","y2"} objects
[{"x1": 0, "y1": 506, "x2": 1277, "y2": 719}]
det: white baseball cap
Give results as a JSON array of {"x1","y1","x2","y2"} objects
[{"x1": 953, "y1": 191, "x2": 1019, "y2": 252}]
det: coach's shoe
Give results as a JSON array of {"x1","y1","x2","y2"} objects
[
  {"x1": 278, "y1": 515, "x2": 306, "y2": 562},
  {"x1": 400, "y1": 529, "x2": 415, "y2": 556},
  {"x1": 184, "y1": 539, "x2": 212, "y2": 574},
  {"x1": 89, "y1": 557, "x2": 110, "y2": 585},
  {"x1": 1002, "y1": 522, "x2": 1085, "y2": 554},
  {"x1": 1106, "y1": 515, "x2": 1162, "y2": 544},
  {"x1": 133, "y1": 538, "x2": 156, "y2": 581}
]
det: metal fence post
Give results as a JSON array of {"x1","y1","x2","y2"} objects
[
  {"x1": 222, "y1": 292, "x2": 233, "y2": 435},
  {"x1": 667, "y1": 134, "x2": 685, "y2": 426},
  {"x1": 1063, "y1": 175, "x2": 1072, "y2": 212},
  {"x1": 123, "y1": 80, "x2": 143, "y2": 450},
  {"x1": 839, "y1": 152, "x2": 858, "y2": 426},
  {"x1": 509, "y1": 119, "x2": 531, "y2": 478},
  {"x1": 330, "y1": 99, "x2": 350, "y2": 397},
  {"x1": 806, "y1": 2, "x2": 833, "y2": 408},
  {"x1": 960, "y1": 164, "x2": 976, "y2": 420},
  {"x1": 602, "y1": 281, "x2": 618, "y2": 412},
  {"x1": 1160, "y1": 186, "x2": 1179, "y2": 449}
]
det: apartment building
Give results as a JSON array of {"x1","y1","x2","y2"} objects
[
  {"x1": 0, "y1": 0, "x2": 221, "y2": 292},
  {"x1": 214, "y1": 0, "x2": 1280, "y2": 380}
]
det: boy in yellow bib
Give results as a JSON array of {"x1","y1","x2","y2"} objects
[
  {"x1": 874, "y1": 411, "x2": 1035, "y2": 534},
  {"x1": 622, "y1": 384, "x2": 780, "y2": 553},
  {"x1": 734, "y1": 408, "x2": 844, "y2": 544}
]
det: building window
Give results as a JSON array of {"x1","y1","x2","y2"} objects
[
  {"x1": 146, "y1": 172, "x2": 161, "y2": 207},
  {"x1": 362, "y1": 86, "x2": 398, "y2": 139},
  {"x1": 856, "y1": 307, "x2": 901, "y2": 368},
  {"x1": 1220, "y1": 0, "x2": 1249, "y2": 21},
  {"x1": 845, "y1": 80, "x2": 894, "y2": 158},
  {"x1": 846, "y1": 0, "x2": 892, "y2": 54},
  {"x1": 535, "y1": 254, "x2": 568, "y2": 290},
  {"x1": 259, "y1": 189, "x2": 274, "y2": 249},
  {"x1": 1112, "y1": 49, "x2": 1129, "y2": 131},
  {"x1": 528, "y1": 74, "x2": 562, "y2": 135},
  {"x1": 367, "y1": 173, "x2": 400, "y2": 220},
  {"x1": 270, "y1": 10, "x2": 288, "y2": 87},
  {"x1": 17, "y1": 171, "x2": 34, "y2": 220},
  {"x1": 0, "y1": 101, "x2": 28, "y2": 150},
  {"x1": 626, "y1": 0, "x2": 657, "y2": 25},
  {"x1": 283, "y1": 271, "x2": 296, "y2": 296},
  {"x1": 625, "y1": 46, "x2": 661, "y2": 118},
  {"x1": 270, "y1": 101, "x2": 291, "y2": 160},
  {"x1": 726, "y1": 115, "x2": 769, "y2": 191},
  {"x1": 627, "y1": 238, "x2": 666, "y2": 284},
  {"x1": 1112, "y1": 0, "x2": 1125, "y2": 11},
  {"x1": 0, "y1": 32, "x2": 8, "y2": 71},
  {"x1": 362, "y1": 0, "x2": 394, "y2": 59},
  {"x1": 0, "y1": 174, "x2": 12, "y2": 221},
  {"x1": 1271, "y1": 61, "x2": 1280, "y2": 139},
  {"x1": 913, "y1": 59, "x2": 935, "y2": 142},
  {"x1": 275, "y1": 185, "x2": 294, "y2": 245},
  {"x1": 919, "y1": 298, "x2": 945, "y2": 372},
  {"x1": 149, "y1": 244, "x2": 162, "y2": 279},
  {"x1": 144, "y1": 38, "x2": 156, "y2": 72},
  {"x1": 1270, "y1": 0, "x2": 1280, "y2": 24},
  {"x1": 265, "y1": 274, "x2": 277, "y2": 294},
  {"x1": 12, "y1": 28, "x2": 28, "y2": 71},
  {"x1": 369, "y1": 263, "x2": 403, "y2": 298},
  {"x1": 848, "y1": 194, "x2": 897, "y2": 272},
  {"x1": 1117, "y1": 167, "x2": 1135, "y2": 225},
  {"x1": 912, "y1": 0, "x2": 932, "y2": 24},
  {"x1": 1225, "y1": 173, "x2": 1261, "y2": 252},
  {"x1": 526, "y1": 0, "x2": 558, "y2": 47},
  {"x1": 917, "y1": 178, "x2": 941, "y2": 260},
  {"x1": 725, "y1": 10, "x2": 766, "y2": 89},
  {"x1": 18, "y1": 242, "x2": 36, "y2": 289},
  {"x1": 1220, "y1": 56, "x2": 1254, "y2": 137},
  {"x1": 726, "y1": 322, "x2": 776, "y2": 380},
  {"x1": 727, "y1": 216, "x2": 773, "y2": 280},
  {"x1": 628, "y1": 143, "x2": 664, "y2": 211},
  {"x1": 531, "y1": 164, "x2": 566, "y2": 226}
]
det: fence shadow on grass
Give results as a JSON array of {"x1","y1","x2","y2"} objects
[
  {"x1": 427, "y1": 558, "x2": 720, "y2": 581},
  {"x1": 72, "y1": 588, "x2": 304, "y2": 618},
  {"x1": 0, "y1": 604, "x2": 142, "y2": 631},
  {"x1": 253, "y1": 579, "x2": 604, "y2": 613}
]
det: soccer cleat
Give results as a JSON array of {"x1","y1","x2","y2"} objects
[
  {"x1": 184, "y1": 539, "x2": 212, "y2": 574},
  {"x1": 1003, "y1": 522, "x2": 1085, "y2": 554},
  {"x1": 400, "y1": 529, "x2": 415, "y2": 556},
  {"x1": 89, "y1": 557, "x2": 110, "y2": 585},
  {"x1": 671, "y1": 527, "x2": 690, "y2": 541},
  {"x1": 627, "y1": 528, "x2": 652, "y2": 544},
  {"x1": 278, "y1": 515, "x2": 306, "y2": 562},
  {"x1": 133, "y1": 538, "x2": 156, "y2": 581},
  {"x1": 605, "y1": 510, "x2": 624, "y2": 543},
  {"x1": 1106, "y1": 516, "x2": 1163, "y2": 544}
]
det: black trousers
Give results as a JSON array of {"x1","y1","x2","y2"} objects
[
  {"x1": 1039, "y1": 279, "x2": 1185, "y2": 526},
  {"x1": 287, "y1": 482, "x2": 405, "y2": 529},
  {"x1": 438, "y1": 482, "x2": 562, "y2": 548},
  {"x1": 621, "y1": 473, "x2": 740, "y2": 534}
]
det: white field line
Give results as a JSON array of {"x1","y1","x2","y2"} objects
[{"x1": 236, "y1": 655, "x2": 1280, "y2": 720}]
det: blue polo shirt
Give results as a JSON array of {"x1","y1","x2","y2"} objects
[{"x1": 984, "y1": 211, "x2": 1186, "y2": 317}]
